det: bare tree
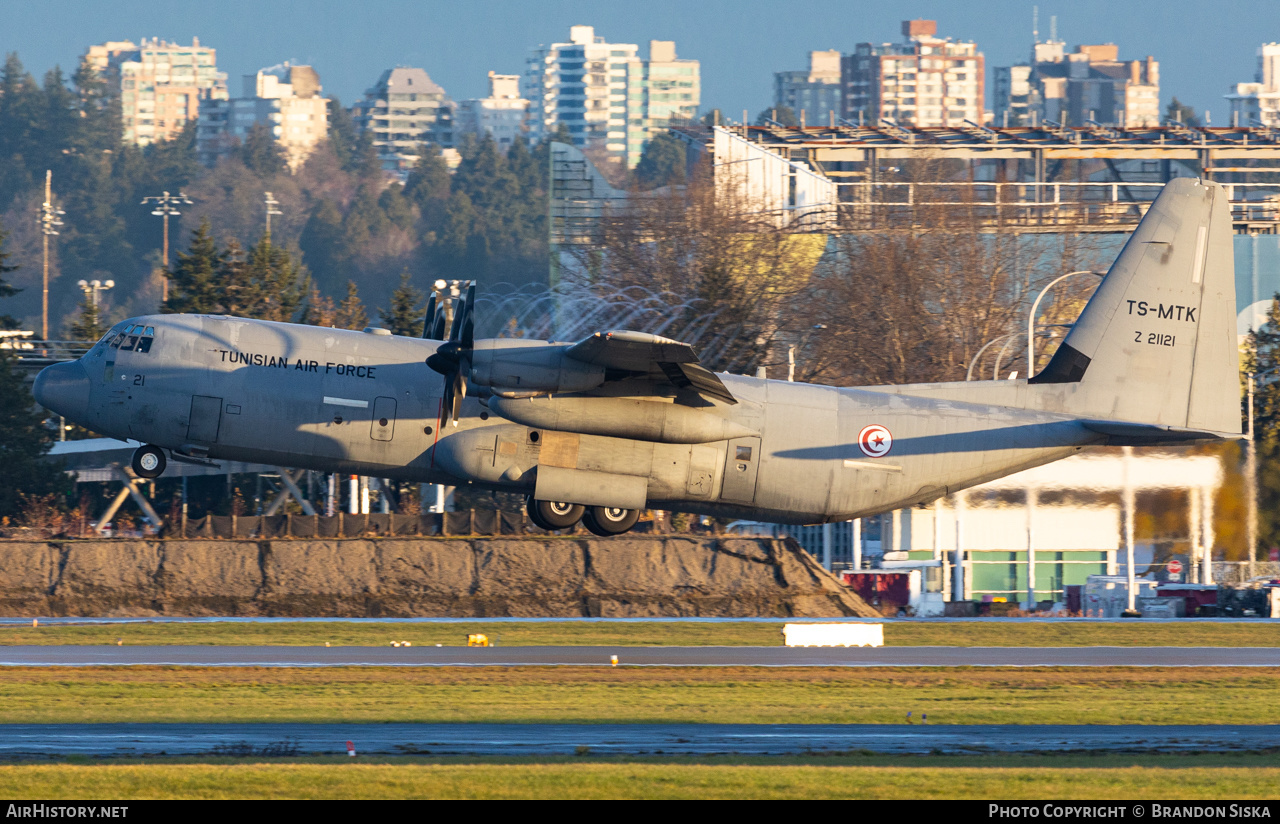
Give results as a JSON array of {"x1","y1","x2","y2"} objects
[{"x1": 560, "y1": 163, "x2": 823, "y2": 374}]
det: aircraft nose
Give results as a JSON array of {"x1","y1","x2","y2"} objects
[{"x1": 33, "y1": 360, "x2": 90, "y2": 419}]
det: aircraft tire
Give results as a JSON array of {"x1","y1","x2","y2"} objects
[
  {"x1": 525, "y1": 497, "x2": 555, "y2": 531},
  {"x1": 530, "y1": 498, "x2": 584, "y2": 531},
  {"x1": 582, "y1": 506, "x2": 639, "y2": 537},
  {"x1": 131, "y1": 445, "x2": 167, "y2": 479}
]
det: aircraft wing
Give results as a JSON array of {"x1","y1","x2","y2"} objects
[{"x1": 566, "y1": 331, "x2": 737, "y2": 405}]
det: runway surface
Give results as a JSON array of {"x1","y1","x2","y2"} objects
[
  {"x1": 1, "y1": 723, "x2": 1277, "y2": 757},
  {"x1": 3, "y1": 645, "x2": 1279, "y2": 667}
]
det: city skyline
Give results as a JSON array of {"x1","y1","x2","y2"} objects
[{"x1": 2, "y1": 0, "x2": 1277, "y2": 129}]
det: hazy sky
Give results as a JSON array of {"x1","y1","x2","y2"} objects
[{"x1": 1, "y1": 0, "x2": 1276, "y2": 123}]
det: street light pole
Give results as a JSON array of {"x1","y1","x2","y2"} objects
[
  {"x1": 1027, "y1": 270, "x2": 1102, "y2": 378},
  {"x1": 967, "y1": 332, "x2": 1021, "y2": 381},
  {"x1": 141, "y1": 191, "x2": 193, "y2": 305},
  {"x1": 39, "y1": 170, "x2": 65, "y2": 342}
]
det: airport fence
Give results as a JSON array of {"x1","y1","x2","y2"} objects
[
  {"x1": 1212, "y1": 561, "x2": 1280, "y2": 585},
  {"x1": 164, "y1": 510, "x2": 677, "y2": 540}
]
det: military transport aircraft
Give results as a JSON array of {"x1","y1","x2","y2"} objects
[{"x1": 33, "y1": 178, "x2": 1241, "y2": 536}]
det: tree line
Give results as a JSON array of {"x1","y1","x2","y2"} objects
[{"x1": 0, "y1": 51, "x2": 621, "y2": 337}]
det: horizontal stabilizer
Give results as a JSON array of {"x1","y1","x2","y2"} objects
[{"x1": 1080, "y1": 419, "x2": 1237, "y2": 445}]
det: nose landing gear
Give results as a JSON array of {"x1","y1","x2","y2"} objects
[{"x1": 131, "y1": 445, "x2": 167, "y2": 479}]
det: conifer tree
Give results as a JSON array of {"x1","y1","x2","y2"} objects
[
  {"x1": 335, "y1": 280, "x2": 367, "y2": 330},
  {"x1": 326, "y1": 96, "x2": 380, "y2": 178},
  {"x1": 245, "y1": 235, "x2": 307, "y2": 321},
  {"x1": 378, "y1": 270, "x2": 426, "y2": 336},
  {"x1": 635, "y1": 132, "x2": 687, "y2": 190},
  {"x1": 163, "y1": 219, "x2": 225, "y2": 314},
  {"x1": 0, "y1": 223, "x2": 19, "y2": 331},
  {"x1": 754, "y1": 106, "x2": 798, "y2": 127},
  {"x1": 298, "y1": 198, "x2": 346, "y2": 293},
  {"x1": 238, "y1": 122, "x2": 287, "y2": 177},
  {"x1": 1245, "y1": 297, "x2": 1280, "y2": 549},
  {"x1": 216, "y1": 238, "x2": 257, "y2": 317},
  {"x1": 66, "y1": 292, "x2": 105, "y2": 341},
  {"x1": 0, "y1": 350, "x2": 72, "y2": 518},
  {"x1": 300, "y1": 283, "x2": 337, "y2": 327},
  {"x1": 1165, "y1": 98, "x2": 1200, "y2": 127}
]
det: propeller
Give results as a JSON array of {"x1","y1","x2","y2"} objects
[
  {"x1": 421, "y1": 292, "x2": 437, "y2": 339},
  {"x1": 425, "y1": 281, "x2": 475, "y2": 426},
  {"x1": 423, "y1": 290, "x2": 450, "y2": 340}
]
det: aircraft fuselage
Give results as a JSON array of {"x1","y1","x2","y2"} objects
[{"x1": 57, "y1": 313, "x2": 1101, "y2": 524}]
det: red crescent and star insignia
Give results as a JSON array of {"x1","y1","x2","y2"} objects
[{"x1": 858, "y1": 424, "x2": 893, "y2": 458}]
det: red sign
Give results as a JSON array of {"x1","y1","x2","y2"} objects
[
  {"x1": 1271, "y1": 548, "x2": 1280, "y2": 562},
  {"x1": 1167, "y1": 559, "x2": 1183, "y2": 575}
]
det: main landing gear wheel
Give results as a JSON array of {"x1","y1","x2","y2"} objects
[
  {"x1": 527, "y1": 497, "x2": 585, "y2": 531},
  {"x1": 582, "y1": 506, "x2": 640, "y2": 537},
  {"x1": 131, "y1": 445, "x2": 167, "y2": 479}
]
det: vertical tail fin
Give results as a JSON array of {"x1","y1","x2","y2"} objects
[{"x1": 1030, "y1": 178, "x2": 1241, "y2": 434}]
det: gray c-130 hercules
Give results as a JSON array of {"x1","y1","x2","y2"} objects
[{"x1": 33, "y1": 178, "x2": 1242, "y2": 536}]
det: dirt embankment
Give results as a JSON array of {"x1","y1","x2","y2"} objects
[{"x1": 0, "y1": 537, "x2": 877, "y2": 618}]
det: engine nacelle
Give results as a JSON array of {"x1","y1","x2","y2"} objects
[
  {"x1": 490, "y1": 395, "x2": 758, "y2": 444},
  {"x1": 469, "y1": 339, "x2": 605, "y2": 396}
]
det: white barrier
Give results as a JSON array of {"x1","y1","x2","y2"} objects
[{"x1": 782, "y1": 623, "x2": 883, "y2": 647}]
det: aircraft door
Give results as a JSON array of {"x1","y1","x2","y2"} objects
[
  {"x1": 720, "y1": 437, "x2": 761, "y2": 504},
  {"x1": 370, "y1": 396, "x2": 397, "y2": 441},
  {"x1": 187, "y1": 395, "x2": 223, "y2": 444}
]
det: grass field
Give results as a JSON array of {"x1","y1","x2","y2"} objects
[
  {"x1": 3, "y1": 620, "x2": 1279, "y2": 648},
  {"x1": 2, "y1": 754, "x2": 1278, "y2": 799},
  {"x1": 3, "y1": 665, "x2": 1279, "y2": 725}
]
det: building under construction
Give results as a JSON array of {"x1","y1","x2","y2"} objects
[{"x1": 550, "y1": 122, "x2": 1280, "y2": 329}]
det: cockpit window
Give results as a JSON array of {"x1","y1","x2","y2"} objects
[{"x1": 109, "y1": 324, "x2": 156, "y2": 354}]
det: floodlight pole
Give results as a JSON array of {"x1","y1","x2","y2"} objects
[
  {"x1": 39, "y1": 170, "x2": 65, "y2": 342},
  {"x1": 141, "y1": 190, "x2": 192, "y2": 304},
  {"x1": 1247, "y1": 372, "x2": 1258, "y2": 580},
  {"x1": 1123, "y1": 446, "x2": 1137, "y2": 613},
  {"x1": 76, "y1": 278, "x2": 114, "y2": 310},
  {"x1": 264, "y1": 192, "x2": 283, "y2": 240},
  {"x1": 1026, "y1": 270, "x2": 1102, "y2": 378}
]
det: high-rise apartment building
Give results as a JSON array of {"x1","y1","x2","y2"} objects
[
  {"x1": 524, "y1": 26, "x2": 698, "y2": 167},
  {"x1": 352, "y1": 67, "x2": 454, "y2": 175},
  {"x1": 625, "y1": 40, "x2": 700, "y2": 167},
  {"x1": 524, "y1": 25, "x2": 637, "y2": 161},
  {"x1": 841, "y1": 20, "x2": 984, "y2": 128},
  {"x1": 774, "y1": 50, "x2": 842, "y2": 127},
  {"x1": 196, "y1": 64, "x2": 329, "y2": 171},
  {"x1": 993, "y1": 64, "x2": 1034, "y2": 126},
  {"x1": 456, "y1": 72, "x2": 530, "y2": 148},
  {"x1": 85, "y1": 37, "x2": 227, "y2": 146},
  {"x1": 995, "y1": 40, "x2": 1159, "y2": 127},
  {"x1": 1226, "y1": 43, "x2": 1280, "y2": 127}
]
